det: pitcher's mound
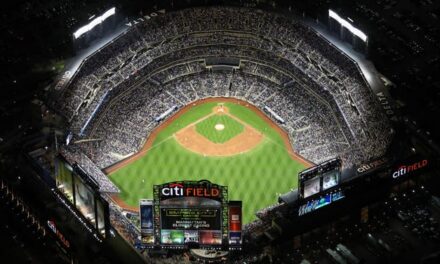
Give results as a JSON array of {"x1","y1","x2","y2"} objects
[{"x1": 215, "y1": 124, "x2": 225, "y2": 131}]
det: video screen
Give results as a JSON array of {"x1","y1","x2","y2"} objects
[
  {"x1": 140, "y1": 200, "x2": 154, "y2": 244},
  {"x1": 96, "y1": 199, "x2": 106, "y2": 237},
  {"x1": 228, "y1": 202, "x2": 242, "y2": 246},
  {"x1": 160, "y1": 208, "x2": 221, "y2": 230},
  {"x1": 184, "y1": 230, "x2": 199, "y2": 243},
  {"x1": 199, "y1": 230, "x2": 222, "y2": 245},
  {"x1": 303, "y1": 176, "x2": 320, "y2": 198},
  {"x1": 298, "y1": 190, "x2": 345, "y2": 216},
  {"x1": 322, "y1": 170, "x2": 339, "y2": 190},
  {"x1": 56, "y1": 160, "x2": 74, "y2": 203},
  {"x1": 299, "y1": 158, "x2": 342, "y2": 200},
  {"x1": 74, "y1": 177, "x2": 96, "y2": 224},
  {"x1": 55, "y1": 159, "x2": 108, "y2": 238},
  {"x1": 161, "y1": 230, "x2": 184, "y2": 244},
  {"x1": 229, "y1": 206, "x2": 241, "y2": 232},
  {"x1": 140, "y1": 203, "x2": 154, "y2": 229},
  {"x1": 229, "y1": 232, "x2": 241, "y2": 244},
  {"x1": 153, "y1": 181, "x2": 236, "y2": 249}
]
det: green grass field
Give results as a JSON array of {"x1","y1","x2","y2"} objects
[
  {"x1": 108, "y1": 101, "x2": 306, "y2": 223},
  {"x1": 195, "y1": 114, "x2": 244, "y2": 143}
]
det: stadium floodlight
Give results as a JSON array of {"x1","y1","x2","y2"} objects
[
  {"x1": 329, "y1": 9, "x2": 368, "y2": 42},
  {"x1": 73, "y1": 7, "x2": 116, "y2": 39}
]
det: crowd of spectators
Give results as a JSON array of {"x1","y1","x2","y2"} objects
[
  {"x1": 51, "y1": 7, "x2": 396, "y2": 254},
  {"x1": 54, "y1": 7, "x2": 392, "y2": 170},
  {"x1": 108, "y1": 202, "x2": 141, "y2": 246},
  {"x1": 255, "y1": 202, "x2": 288, "y2": 220}
]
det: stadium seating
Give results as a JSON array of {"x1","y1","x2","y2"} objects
[
  {"x1": 52, "y1": 6, "x2": 395, "y2": 249},
  {"x1": 54, "y1": 7, "x2": 392, "y2": 170}
]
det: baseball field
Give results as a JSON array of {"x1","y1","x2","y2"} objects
[{"x1": 106, "y1": 98, "x2": 311, "y2": 224}]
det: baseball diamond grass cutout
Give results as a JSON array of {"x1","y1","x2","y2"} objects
[
  {"x1": 107, "y1": 101, "x2": 309, "y2": 224},
  {"x1": 195, "y1": 114, "x2": 244, "y2": 143}
]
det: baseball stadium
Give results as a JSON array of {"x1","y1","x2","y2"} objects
[
  {"x1": 47, "y1": 5, "x2": 396, "y2": 260},
  {"x1": 6, "y1": 0, "x2": 440, "y2": 263}
]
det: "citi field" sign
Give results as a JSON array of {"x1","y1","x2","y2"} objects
[
  {"x1": 160, "y1": 182, "x2": 221, "y2": 199},
  {"x1": 392, "y1": 159, "x2": 428, "y2": 179}
]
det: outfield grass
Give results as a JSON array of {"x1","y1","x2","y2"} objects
[
  {"x1": 195, "y1": 114, "x2": 244, "y2": 143},
  {"x1": 108, "y1": 101, "x2": 306, "y2": 223}
]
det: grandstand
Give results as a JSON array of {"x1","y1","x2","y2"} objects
[
  {"x1": 53, "y1": 7, "x2": 392, "y2": 173},
  {"x1": 50, "y1": 7, "x2": 395, "y2": 251}
]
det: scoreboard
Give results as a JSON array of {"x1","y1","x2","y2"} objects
[
  {"x1": 141, "y1": 180, "x2": 242, "y2": 250},
  {"x1": 297, "y1": 158, "x2": 344, "y2": 216},
  {"x1": 160, "y1": 208, "x2": 221, "y2": 230},
  {"x1": 299, "y1": 158, "x2": 342, "y2": 199}
]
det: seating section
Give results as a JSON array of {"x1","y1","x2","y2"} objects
[{"x1": 54, "y1": 7, "x2": 392, "y2": 170}]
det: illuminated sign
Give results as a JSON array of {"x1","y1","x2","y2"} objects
[
  {"x1": 357, "y1": 157, "x2": 389, "y2": 174},
  {"x1": 161, "y1": 208, "x2": 221, "y2": 230},
  {"x1": 47, "y1": 220, "x2": 70, "y2": 248},
  {"x1": 228, "y1": 201, "x2": 242, "y2": 247},
  {"x1": 161, "y1": 183, "x2": 184, "y2": 196},
  {"x1": 140, "y1": 199, "x2": 154, "y2": 245},
  {"x1": 299, "y1": 158, "x2": 342, "y2": 199},
  {"x1": 392, "y1": 159, "x2": 428, "y2": 179},
  {"x1": 125, "y1": 9, "x2": 166, "y2": 27},
  {"x1": 329, "y1": 9, "x2": 368, "y2": 42},
  {"x1": 152, "y1": 180, "x2": 237, "y2": 250},
  {"x1": 160, "y1": 182, "x2": 220, "y2": 199},
  {"x1": 73, "y1": 7, "x2": 116, "y2": 39},
  {"x1": 298, "y1": 191, "x2": 345, "y2": 216}
]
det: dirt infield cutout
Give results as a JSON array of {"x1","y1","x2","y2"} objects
[{"x1": 174, "y1": 105, "x2": 264, "y2": 156}]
